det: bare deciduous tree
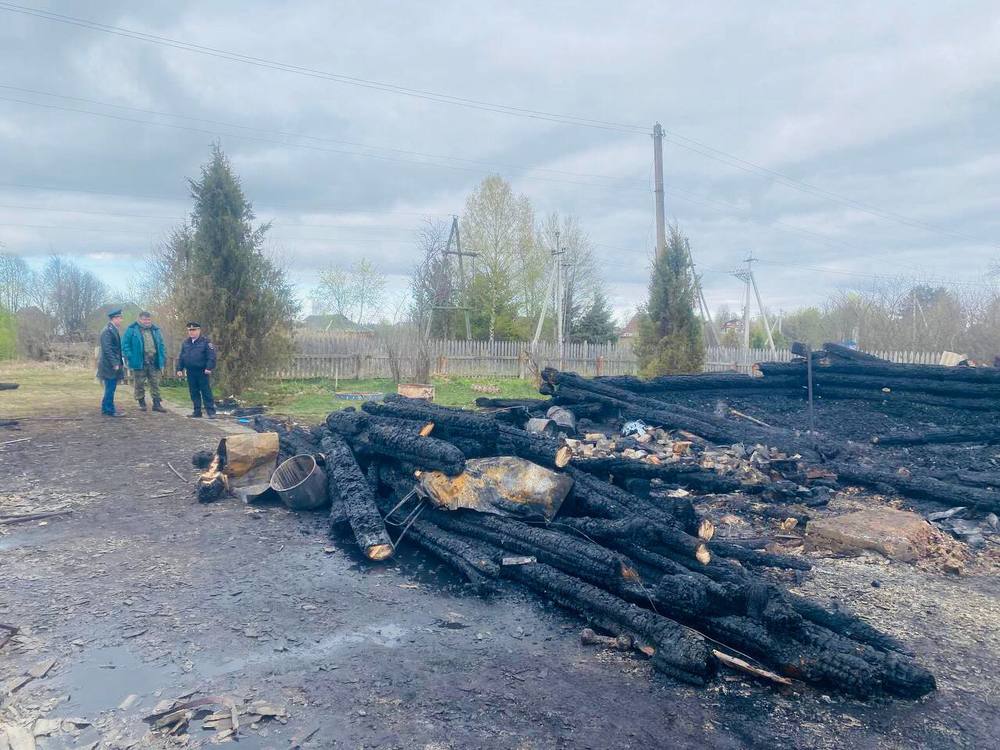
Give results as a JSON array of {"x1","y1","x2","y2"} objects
[
  {"x1": 37, "y1": 256, "x2": 109, "y2": 337},
  {"x1": 0, "y1": 251, "x2": 38, "y2": 313},
  {"x1": 312, "y1": 258, "x2": 387, "y2": 326}
]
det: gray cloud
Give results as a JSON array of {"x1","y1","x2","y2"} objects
[{"x1": 1, "y1": 0, "x2": 998, "y2": 321}]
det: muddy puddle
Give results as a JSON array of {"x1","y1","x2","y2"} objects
[{"x1": 61, "y1": 645, "x2": 179, "y2": 717}]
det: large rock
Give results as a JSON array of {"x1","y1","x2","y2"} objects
[{"x1": 806, "y1": 507, "x2": 940, "y2": 561}]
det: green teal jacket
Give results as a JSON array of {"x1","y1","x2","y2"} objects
[{"x1": 122, "y1": 321, "x2": 166, "y2": 370}]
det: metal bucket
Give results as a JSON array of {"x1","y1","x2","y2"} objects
[{"x1": 269, "y1": 454, "x2": 328, "y2": 511}]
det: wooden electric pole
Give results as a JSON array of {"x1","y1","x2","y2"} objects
[{"x1": 653, "y1": 122, "x2": 666, "y2": 257}]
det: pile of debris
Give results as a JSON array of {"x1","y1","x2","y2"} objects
[{"x1": 195, "y1": 385, "x2": 941, "y2": 701}]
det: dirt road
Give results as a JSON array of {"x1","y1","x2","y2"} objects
[{"x1": 1, "y1": 404, "x2": 998, "y2": 748}]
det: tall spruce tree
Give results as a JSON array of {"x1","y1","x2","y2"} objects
[
  {"x1": 572, "y1": 291, "x2": 617, "y2": 344},
  {"x1": 172, "y1": 144, "x2": 298, "y2": 394},
  {"x1": 634, "y1": 225, "x2": 704, "y2": 375}
]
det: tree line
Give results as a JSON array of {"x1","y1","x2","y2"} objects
[{"x1": 6, "y1": 142, "x2": 993, "y2": 390}]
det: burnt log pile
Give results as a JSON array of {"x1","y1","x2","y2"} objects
[
  {"x1": 757, "y1": 350, "x2": 1000, "y2": 412},
  {"x1": 241, "y1": 393, "x2": 935, "y2": 700}
]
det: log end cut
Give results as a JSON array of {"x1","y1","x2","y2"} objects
[{"x1": 366, "y1": 543, "x2": 395, "y2": 561}]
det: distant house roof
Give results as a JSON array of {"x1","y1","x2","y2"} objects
[
  {"x1": 721, "y1": 318, "x2": 743, "y2": 332},
  {"x1": 301, "y1": 314, "x2": 370, "y2": 333},
  {"x1": 618, "y1": 313, "x2": 641, "y2": 338}
]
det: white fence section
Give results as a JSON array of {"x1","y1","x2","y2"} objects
[
  {"x1": 275, "y1": 336, "x2": 807, "y2": 380},
  {"x1": 864, "y1": 350, "x2": 945, "y2": 365},
  {"x1": 279, "y1": 334, "x2": 641, "y2": 380}
]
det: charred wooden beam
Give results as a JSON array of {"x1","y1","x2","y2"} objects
[
  {"x1": 700, "y1": 615, "x2": 882, "y2": 698},
  {"x1": 367, "y1": 424, "x2": 466, "y2": 476},
  {"x1": 565, "y1": 467, "x2": 699, "y2": 535},
  {"x1": 555, "y1": 516, "x2": 710, "y2": 566},
  {"x1": 475, "y1": 397, "x2": 552, "y2": 410},
  {"x1": 496, "y1": 424, "x2": 572, "y2": 468},
  {"x1": 365, "y1": 398, "x2": 498, "y2": 440},
  {"x1": 545, "y1": 369, "x2": 836, "y2": 459},
  {"x1": 707, "y1": 540, "x2": 812, "y2": 571},
  {"x1": 569, "y1": 456, "x2": 759, "y2": 495},
  {"x1": 503, "y1": 562, "x2": 713, "y2": 685},
  {"x1": 596, "y1": 373, "x2": 798, "y2": 393},
  {"x1": 822, "y1": 342, "x2": 886, "y2": 362},
  {"x1": 319, "y1": 434, "x2": 393, "y2": 561},
  {"x1": 423, "y1": 510, "x2": 641, "y2": 587},
  {"x1": 759, "y1": 360, "x2": 1000, "y2": 385},
  {"x1": 832, "y1": 463, "x2": 1000, "y2": 513},
  {"x1": 786, "y1": 594, "x2": 912, "y2": 655},
  {"x1": 872, "y1": 425, "x2": 1000, "y2": 446},
  {"x1": 809, "y1": 385, "x2": 1000, "y2": 412}
]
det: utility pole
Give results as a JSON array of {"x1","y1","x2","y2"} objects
[
  {"x1": 532, "y1": 235, "x2": 567, "y2": 365},
  {"x1": 732, "y1": 252, "x2": 775, "y2": 354},
  {"x1": 425, "y1": 215, "x2": 476, "y2": 340},
  {"x1": 685, "y1": 242, "x2": 720, "y2": 347},
  {"x1": 652, "y1": 122, "x2": 666, "y2": 257}
]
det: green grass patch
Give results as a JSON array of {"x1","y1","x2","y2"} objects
[{"x1": 161, "y1": 375, "x2": 541, "y2": 420}]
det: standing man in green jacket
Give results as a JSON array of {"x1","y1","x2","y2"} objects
[{"x1": 122, "y1": 311, "x2": 167, "y2": 412}]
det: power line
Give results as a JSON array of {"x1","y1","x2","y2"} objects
[
  {"x1": 2, "y1": 88, "x2": 991, "y2": 259},
  {"x1": 1, "y1": 2, "x2": 991, "y2": 247},
  {"x1": 0, "y1": 221, "x2": 413, "y2": 245},
  {"x1": 0, "y1": 94, "x2": 649, "y2": 194},
  {"x1": 752, "y1": 259, "x2": 997, "y2": 289},
  {"x1": 0, "y1": 2, "x2": 646, "y2": 135},
  {"x1": 0, "y1": 84, "x2": 647, "y2": 186},
  {"x1": 0, "y1": 202, "x2": 422, "y2": 234},
  {"x1": 0, "y1": 181, "x2": 451, "y2": 218}
]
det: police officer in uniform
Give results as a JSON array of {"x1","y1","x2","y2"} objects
[
  {"x1": 98, "y1": 308, "x2": 126, "y2": 416},
  {"x1": 176, "y1": 322, "x2": 217, "y2": 418}
]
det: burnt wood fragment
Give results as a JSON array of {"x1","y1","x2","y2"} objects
[{"x1": 320, "y1": 434, "x2": 393, "y2": 561}]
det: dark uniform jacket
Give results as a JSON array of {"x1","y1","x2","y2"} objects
[
  {"x1": 97, "y1": 323, "x2": 125, "y2": 380},
  {"x1": 178, "y1": 335, "x2": 217, "y2": 372}
]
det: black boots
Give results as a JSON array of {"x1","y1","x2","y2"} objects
[
  {"x1": 152, "y1": 399, "x2": 167, "y2": 413},
  {"x1": 138, "y1": 398, "x2": 147, "y2": 412}
]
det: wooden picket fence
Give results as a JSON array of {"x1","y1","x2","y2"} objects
[
  {"x1": 272, "y1": 335, "x2": 808, "y2": 380},
  {"x1": 277, "y1": 333, "x2": 640, "y2": 380},
  {"x1": 864, "y1": 350, "x2": 947, "y2": 365},
  {"x1": 61, "y1": 330, "x2": 949, "y2": 380}
]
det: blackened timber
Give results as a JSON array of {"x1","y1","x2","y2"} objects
[
  {"x1": 707, "y1": 540, "x2": 812, "y2": 571},
  {"x1": 810, "y1": 385, "x2": 1000, "y2": 412},
  {"x1": 786, "y1": 594, "x2": 912, "y2": 655},
  {"x1": 556, "y1": 516, "x2": 710, "y2": 566},
  {"x1": 872, "y1": 425, "x2": 1000, "y2": 446},
  {"x1": 367, "y1": 424, "x2": 466, "y2": 476},
  {"x1": 565, "y1": 467, "x2": 699, "y2": 536},
  {"x1": 832, "y1": 463, "x2": 1000, "y2": 513},
  {"x1": 596, "y1": 373, "x2": 798, "y2": 393},
  {"x1": 570, "y1": 457, "x2": 757, "y2": 495},
  {"x1": 759, "y1": 360, "x2": 1000, "y2": 385},
  {"x1": 474, "y1": 397, "x2": 552, "y2": 410},
  {"x1": 822, "y1": 342, "x2": 886, "y2": 362},
  {"x1": 700, "y1": 616, "x2": 882, "y2": 698},
  {"x1": 504, "y1": 562, "x2": 713, "y2": 685},
  {"x1": 319, "y1": 434, "x2": 394, "y2": 561},
  {"x1": 374, "y1": 493, "x2": 501, "y2": 593},
  {"x1": 545, "y1": 369, "x2": 834, "y2": 459},
  {"x1": 365, "y1": 398, "x2": 498, "y2": 440},
  {"x1": 497, "y1": 424, "x2": 572, "y2": 468},
  {"x1": 424, "y1": 510, "x2": 640, "y2": 586}
]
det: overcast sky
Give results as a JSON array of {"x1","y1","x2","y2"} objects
[{"x1": 1, "y1": 0, "x2": 998, "y2": 322}]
